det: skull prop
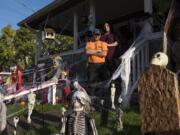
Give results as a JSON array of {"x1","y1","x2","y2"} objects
[{"x1": 151, "y1": 52, "x2": 168, "y2": 67}]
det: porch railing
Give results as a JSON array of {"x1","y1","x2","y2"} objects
[{"x1": 113, "y1": 32, "x2": 163, "y2": 107}]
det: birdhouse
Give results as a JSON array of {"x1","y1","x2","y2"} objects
[{"x1": 44, "y1": 28, "x2": 55, "y2": 39}]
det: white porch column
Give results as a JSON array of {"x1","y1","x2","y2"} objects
[
  {"x1": 144, "y1": 0, "x2": 153, "y2": 14},
  {"x1": 48, "y1": 84, "x2": 56, "y2": 105},
  {"x1": 73, "y1": 10, "x2": 78, "y2": 50},
  {"x1": 89, "y1": 0, "x2": 96, "y2": 32}
]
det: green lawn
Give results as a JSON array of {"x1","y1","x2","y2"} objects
[{"x1": 7, "y1": 103, "x2": 141, "y2": 135}]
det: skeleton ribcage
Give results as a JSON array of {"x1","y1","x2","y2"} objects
[{"x1": 66, "y1": 112, "x2": 88, "y2": 135}]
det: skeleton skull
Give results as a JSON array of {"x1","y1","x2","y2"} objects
[{"x1": 151, "y1": 52, "x2": 168, "y2": 67}]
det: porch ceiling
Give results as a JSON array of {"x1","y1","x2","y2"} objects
[{"x1": 18, "y1": 0, "x2": 144, "y2": 34}]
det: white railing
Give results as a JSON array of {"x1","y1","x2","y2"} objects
[
  {"x1": 120, "y1": 39, "x2": 149, "y2": 107},
  {"x1": 4, "y1": 80, "x2": 57, "y2": 104},
  {"x1": 111, "y1": 32, "x2": 163, "y2": 107}
]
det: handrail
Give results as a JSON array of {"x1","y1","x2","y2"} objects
[
  {"x1": 111, "y1": 32, "x2": 163, "y2": 107},
  {"x1": 4, "y1": 80, "x2": 56, "y2": 101},
  {"x1": 39, "y1": 48, "x2": 85, "y2": 61}
]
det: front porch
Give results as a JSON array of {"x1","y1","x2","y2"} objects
[{"x1": 18, "y1": 0, "x2": 165, "y2": 107}]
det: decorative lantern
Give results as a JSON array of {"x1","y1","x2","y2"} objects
[{"x1": 44, "y1": 28, "x2": 55, "y2": 40}]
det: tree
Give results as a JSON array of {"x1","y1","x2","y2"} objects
[
  {"x1": 0, "y1": 25, "x2": 73, "y2": 71},
  {"x1": 0, "y1": 25, "x2": 16, "y2": 71},
  {"x1": 14, "y1": 27, "x2": 35, "y2": 69}
]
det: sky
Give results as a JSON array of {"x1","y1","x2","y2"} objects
[{"x1": 0, "y1": 0, "x2": 53, "y2": 29}]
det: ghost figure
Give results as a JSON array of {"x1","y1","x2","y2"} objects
[
  {"x1": 73, "y1": 80, "x2": 81, "y2": 90},
  {"x1": 27, "y1": 90, "x2": 36, "y2": 124},
  {"x1": 60, "y1": 90, "x2": 98, "y2": 135},
  {"x1": 0, "y1": 93, "x2": 6, "y2": 132},
  {"x1": 151, "y1": 52, "x2": 168, "y2": 67},
  {"x1": 73, "y1": 80, "x2": 86, "y2": 92}
]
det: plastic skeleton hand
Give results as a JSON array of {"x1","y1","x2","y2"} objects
[
  {"x1": 111, "y1": 83, "x2": 116, "y2": 109},
  {"x1": 27, "y1": 92, "x2": 36, "y2": 124}
]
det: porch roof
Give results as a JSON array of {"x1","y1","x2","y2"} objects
[{"x1": 18, "y1": 0, "x2": 145, "y2": 34}]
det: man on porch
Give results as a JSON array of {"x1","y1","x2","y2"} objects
[{"x1": 85, "y1": 29, "x2": 108, "y2": 94}]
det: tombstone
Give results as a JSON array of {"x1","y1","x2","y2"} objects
[{"x1": 138, "y1": 52, "x2": 180, "y2": 135}]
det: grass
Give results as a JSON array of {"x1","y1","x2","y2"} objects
[{"x1": 7, "y1": 103, "x2": 141, "y2": 135}]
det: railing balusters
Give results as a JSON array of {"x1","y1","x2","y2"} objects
[
  {"x1": 147, "y1": 42, "x2": 149, "y2": 66},
  {"x1": 132, "y1": 56, "x2": 136, "y2": 85},
  {"x1": 137, "y1": 52, "x2": 140, "y2": 80},
  {"x1": 142, "y1": 46, "x2": 145, "y2": 71}
]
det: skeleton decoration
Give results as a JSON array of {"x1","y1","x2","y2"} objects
[
  {"x1": 51, "y1": 55, "x2": 63, "y2": 82},
  {"x1": 13, "y1": 116, "x2": 19, "y2": 135},
  {"x1": 60, "y1": 85, "x2": 98, "y2": 135},
  {"x1": 61, "y1": 71, "x2": 68, "y2": 80},
  {"x1": 48, "y1": 55, "x2": 63, "y2": 104},
  {"x1": 151, "y1": 52, "x2": 168, "y2": 67},
  {"x1": 111, "y1": 83, "x2": 116, "y2": 109},
  {"x1": 0, "y1": 93, "x2": 6, "y2": 132},
  {"x1": 115, "y1": 97, "x2": 123, "y2": 132},
  {"x1": 27, "y1": 90, "x2": 36, "y2": 124},
  {"x1": 60, "y1": 107, "x2": 67, "y2": 134}
]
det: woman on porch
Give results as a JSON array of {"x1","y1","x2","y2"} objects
[{"x1": 101, "y1": 22, "x2": 120, "y2": 75}]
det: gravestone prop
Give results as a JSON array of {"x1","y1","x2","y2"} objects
[{"x1": 138, "y1": 52, "x2": 180, "y2": 135}]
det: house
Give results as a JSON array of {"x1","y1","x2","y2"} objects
[{"x1": 18, "y1": 0, "x2": 163, "y2": 106}]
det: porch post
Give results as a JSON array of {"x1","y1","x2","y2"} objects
[
  {"x1": 33, "y1": 30, "x2": 42, "y2": 85},
  {"x1": 73, "y1": 10, "x2": 78, "y2": 50},
  {"x1": 144, "y1": 0, "x2": 152, "y2": 14},
  {"x1": 143, "y1": 0, "x2": 153, "y2": 36},
  {"x1": 89, "y1": 0, "x2": 96, "y2": 32}
]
